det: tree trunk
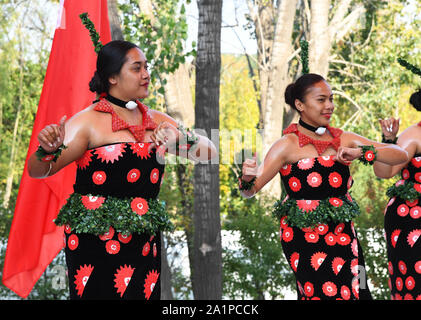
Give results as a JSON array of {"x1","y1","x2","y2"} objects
[
  {"x1": 192, "y1": 0, "x2": 222, "y2": 300},
  {"x1": 107, "y1": 0, "x2": 124, "y2": 41}
]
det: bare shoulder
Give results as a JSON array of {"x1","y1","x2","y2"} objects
[
  {"x1": 148, "y1": 108, "x2": 178, "y2": 127},
  {"x1": 265, "y1": 133, "x2": 296, "y2": 161},
  {"x1": 399, "y1": 123, "x2": 421, "y2": 138}
]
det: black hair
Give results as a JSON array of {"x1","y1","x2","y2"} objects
[
  {"x1": 409, "y1": 89, "x2": 421, "y2": 112},
  {"x1": 284, "y1": 73, "x2": 326, "y2": 111},
  {"x1": 89, "y1": 40, "x2": 139, "y2": 94}
]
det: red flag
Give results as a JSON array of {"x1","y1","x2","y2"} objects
[{"x1": 2, "y1": 0, "x2": 111, "y2": 298}]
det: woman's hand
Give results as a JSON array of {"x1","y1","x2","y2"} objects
[
  {"x1": 37, "y1": 115, "x2": 66, "y2": 153},
  {"x1": 379, "y1": 117, "x2": 400, "y2": 141},
  {"x1": 334, "y1": 146, "x2": 363, "y2": 165},
  {"x1": 241, "y1": 154, "x2": 258, "y2": 182},
  {"x1": 150, "y1": 121, "x2": 180, "y2": 149}
]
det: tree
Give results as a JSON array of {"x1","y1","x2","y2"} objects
[{"x1": 192, "y1": 0, "x2": 223, "y2": 299}]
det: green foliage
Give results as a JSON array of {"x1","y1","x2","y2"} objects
[{"x1": 79, "y1": 12, "x2": 103, "y2": 54}]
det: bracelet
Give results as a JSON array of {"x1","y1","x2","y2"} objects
[
  {"x1": 177, "y1": 123, "x2": 199, "y2": 152},
  {"x1": 238, "y1": 176, "x2": 256, "y2": 191},
  {"x1": 381, "y1": 134, "x2": 398, "y2": 144},
  {"x1": 35, "y1": 144, "x2": 67, "y2": 162},
  {"x1": 358, "y1": 145, "x2": 377, "y2": 165}
]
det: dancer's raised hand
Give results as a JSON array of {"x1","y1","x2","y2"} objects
[
  {"x1": 37, "y1": 115, "x2": 67, "y2": 153},
  {"x1": 379, "y1": 117, "x2": 400, "y2": 142}
]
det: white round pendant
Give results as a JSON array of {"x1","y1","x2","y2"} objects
[
  {"x1": 125, "y1": 101, "x2": 138, "y2": 110},
  {"x1": 315, "y1": 127, "x2": 326, "y2": 135}
]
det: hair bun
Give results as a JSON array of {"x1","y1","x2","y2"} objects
[
  {"x1": 89, "y1": 71, "x2": 106, "y2": 94},
  {"x1": 284, "y1": 83, "x2": 296, "y2": 108},
  {"x1": 409, "y1": 89, "x2": 421, "y2": 112}
]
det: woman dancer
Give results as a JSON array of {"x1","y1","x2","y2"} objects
[
  {"x1": 28, "y1": 40, "x2": 217, "y2": 300},
  {"x1": 240, "y1": 73, "x2": 408, "y2": 300},
  {"x1": 375, "y1": 89, "x2": 421, "y2": 300}
]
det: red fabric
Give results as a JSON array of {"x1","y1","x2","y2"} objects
[
  {"x1": 94, "y1": 98, "x2": 157, "y2": 141},
  {"x1": 283, "y1": 123, "x2": 343, "y2": 155},
  {"x1": 2, "y1": 0, "x2": 111, "y2": 298}
]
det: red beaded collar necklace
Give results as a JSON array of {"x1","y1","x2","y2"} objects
[
  {"x1": 94, "y1": 97, "x2": 157, "y2": 142},
  {"x1": 283, "y1": 123, "x2": 343, "y2": 155}
]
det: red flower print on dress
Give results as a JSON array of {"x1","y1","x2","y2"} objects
[
  {"x1": 332, "y1": 257, "x2": 345, "y2": 275},
  {"x1": 282, "y1": 227, "x2": 294, "y2": 242},
  {"x1": 150, "y1": 168, "x2": 160, "y2": 184},
  {"x1": 318, "y1": 155, "x2": 335, "y2": 167},
  {"x1": 289, "y1": 252, "x2": 299, "y2": 272},
  {"x1": 398, "y1": 261, "x2": 407, "y2": 275},
  {"x1": 415, "y1": 261, "x2": 421, "y2": 274},
  {"x1": 388, "y1": 261, "x2": 393, "y2": 275},
  {"x1": 402, "y1": 169, "x2": 410, "y2": 180},
  {"x1": 328, "y1": 172, "x2": 342, "y2": 188},
  {"x1": 296, "y1": 200, "x2": 320, "y2": 212},
  {"x1": 118, "y1": 233, "x2": 132, "y2": 244},
  {"x1": 403, "y1": 293, "x2": 412, "y2": 300},
  {"x1": 302, "y1": 227, "x2": 314, "y2": 233},
  {"x1": 325, "y1": 232, "x2": 337, "y2": 246},
  {"x1": 405, "y1": 276, "x2": 415, "y2": 290},
  {"x1": 329, "y1": 198, "x2": 343, "y2": 208},
  {"x1": 407, "y1": 229, "x2": 421, "y2": 247},
  {"x1": 397, "y1": 204, "x2": 409, "y2": 217},
  {"x1": 304, "y1": 282, "x2": 314, "y2": 297},
  {"x1": 297, "y1": 158, "x2": 315, "y2": 170},
  {"x1": 352, "y1": 278, "x2": 359, "y2": 299},
  {"x1": 94, "y1": 144, "x2": 126, "y2": 163},
  {"x1": 415, "y1": 172, "x2": 421, "y2": 183},
  {"x1": 351, "y1": 258, "x2": 359, "y2": 276},
  {"x1": 106, "y1": 240, "x2": 120, "y2": 254},
  {"x1": 64, "y1": 224, "x2": 72, "y2": 234},
  {"x1": 351, "y1": 239, "x2": 358, "y2": 257},
  {"x1": 411, "y1": 156, "x2": 421, "y2": 168},
  {"x1": 142, "y1": 242, "x2": 151, "y2": 256},
  {"x1": 304, "y1": 232, "x2": 319, "y2": 243},
  {"x1": 396, "y1": 277, "x2": 403, "y2": 291},
  {"x1": 341, "y1": 285, "x2": 351, "y2": 300},
  {"x1": 144, "y1": 270, "x2": 160, "y2": 300},
  {"x1": 415, "y1": 183, "x2": 421, "y2": 193},
  {"x1": 307, "y1": 172, "x2": 322, "y2": 187},
  {"x1": 131, "y1": 197, "x2": 149, "y2": 216},
  {"x1": 74, "y1": 264, "x2": 94, "y2": 297},
  {"x1": 322, "y1": 281, "x2": 337, "y2": 297},
  {"x1": 92, "y1": 171, "x2": 107, "y2": 185},
  {"x1": 395, "y1": 179, "x2": 405, "y2": 187},
  {"x1": 280, "y1": 216, "x2": 288, "y2": 229},
  {"x1": 81, "y1": 195, "x2": 105, "y2": 210},
  {"x1": 310, "y1": 252, "x2": 327, "y2": 271},
  {"x1": 406, "y1": 199, "x2": 418, "y2": 207},
  {"x1": 127, "y1": 168, "x2": 141, "y2": 183},
  {"x1": 153, "y1": 243, "x2": 157, "y2": 257},
  {"x1": 337, "y1": 233, "x2": 351, "y2": 246},
  {"x1": 417, "y1": 294, "x2": 421, "y2": 300},
  {"x1": 288, "y1": 177, "x2": 301, "y2": 192},
  {"x1": 76, "y1": 150, "x2": 93, "y2": 169},
  {"x1": 114, "y1": 265, "x2": 135, "y2": 298},
  {"x1": 99, "y1": 226, "x2": 115, "y2": 241},
  {"x1": 410, "y1": 206, "x2": 421, "y2": 219},
  {"x1": 130, "y1": 142, "x2": 151, "y2": 159},
  {"x1": 334, "y1": 223, "x2": 345, "y2": 235},
  {"x1": 68, "y1": 234, "x2": 79, "y2": 251},
  {"x1": 315, "y1": 224, "x2": 329, "y2": 235},
  {"x1": 395, "y1": 293, "x2": 402, "y2": 300},
  {"x1": 280, "y1": 164, "x2": 292, "y2": 176},
  {"x1": 391, "y1": 229, "x2": 401, "y2": 248}
]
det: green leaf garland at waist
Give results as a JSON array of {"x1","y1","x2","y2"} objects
[
  {"x1": 386, "y1": 180, "x2": 421, "y2": 201},
  {"x1": 272, "y1": 193, "x2": 360, "y2": 229},
  {"x1": 55, "y1": 193, "x2": 174, "y2": 236}
]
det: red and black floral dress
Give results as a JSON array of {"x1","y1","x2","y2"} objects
[
  {"x1": 274, "y1": 124, "x2": 372, "y2": 300},
  {"x1": 384, "y1": 150, "x2": 421, "y2": 300},
  {"x1": 55, "y1": 99, "x2": 173, "y2": 300}
]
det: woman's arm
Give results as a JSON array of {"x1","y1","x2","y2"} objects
[
  {"x1": 373, "y1": 125, "x2": 420, "y2": 178},
  {"x1": 341, "y1": 131, "x2": 408, "y2": 166},
  {"x1": 240, "y1": 135, "x2": 292, "y2": 198},
  {"x1": 150, "y1": 110, "x2": 217, "y2": 161},
  {"x1": 28, "y1": 112, "x2": 91, "y2": 178}
]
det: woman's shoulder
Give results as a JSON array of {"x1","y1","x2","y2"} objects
[{"x1": 148, "y1": 108, "x2": 179, "y2": 127}]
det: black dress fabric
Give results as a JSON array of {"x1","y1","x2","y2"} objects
[
  {"x1": 384, "y1": 154, "x2": 421, "y2": 300},
  {"x1": 62, "y1": 142, "x2": 165, "y2": 300},
  {"x1": 279, "y1": 156, "x2": 372, "y2": 300}
]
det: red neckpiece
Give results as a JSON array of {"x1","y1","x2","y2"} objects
[
  {"x1": 283, "y1": 123, "x2": 343, "y2": 155},
  {"x1": 94, "y1": 98, "x2": 157, "y2": 142}
]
